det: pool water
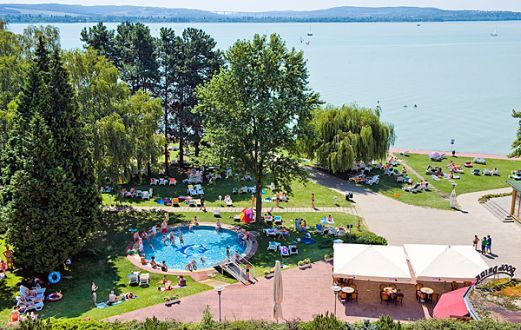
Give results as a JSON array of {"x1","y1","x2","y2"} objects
[{"x1": 143, "y1": 226, "x2": 246, "y2": 270}]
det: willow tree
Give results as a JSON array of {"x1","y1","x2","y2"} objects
[
  {"x1": 310, "y1": 105, "x2": 395, "y2": 173},
  {"x1": 197, "y1": 34, "x2": 320, "y2": 220}
]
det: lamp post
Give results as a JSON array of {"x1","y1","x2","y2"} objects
[
  {"x1": 215, "y1": 286, "x2": 224, "y2": 322},
  {"x1": 331, "y1": 285, "x2": 341, "y2": 317}
]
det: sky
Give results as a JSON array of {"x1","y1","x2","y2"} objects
[{"x1": 4, "y1": 0, "x2": 521, "y2": 12}]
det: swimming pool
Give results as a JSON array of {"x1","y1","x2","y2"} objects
[{"x1": 142, "y1": 226, "x2": 247, "y2": 270}]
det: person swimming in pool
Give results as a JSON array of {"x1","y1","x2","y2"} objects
[
  {"x1": 169, "y1": 231, "x2": 175, "y2": 245},
  {"x1": 226, "y1": 246, "x2": 231, "y2": 260},
  {"x1": 178, "y1": 229, "x2": 184, "y2": 245},
  {"x1": 200, "y1": 257, "x2": 205, "y2": 264},
  {"x1": 191, "y1": 259, "x2": 198, "y2": 271}
]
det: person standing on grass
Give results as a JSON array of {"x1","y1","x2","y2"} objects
[
  {"x1": 481, "y1": 237, "x2": 487, "y2": 255},
  {"x1": 487, "y1": 235, "x2": 492, "y2": 254},
  {"x1": 311, "y1": 192, "x2": 315, "y2": 209},
  {"x1": 473, "y1": 235, "x2": 479, "y2": 251},
  {"x1": 91, "y1": 282, "x2": 98, "y2": 305}
]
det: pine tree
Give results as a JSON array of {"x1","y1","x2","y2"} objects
[{"x1": 0, "y1": 39, "x2": 101, "y2": 274}]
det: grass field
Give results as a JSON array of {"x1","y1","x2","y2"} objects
[
  {"x1": 102, "y1": 179, "x2": 352, "y2": 209},
  {"x1": 0, "y1": 210, "x2": 372, "y2": 321},
  {"x1": 399, "y1": 154, "x2": 520, "y2": 195}
]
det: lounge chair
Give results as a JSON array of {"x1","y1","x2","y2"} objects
[
  {"x1": 213, "y1": 210, "x2": 221, "y2": 218},
  {"x1": 128, "y1": 272, "x2": 139, "y2": 286},
  {"x1": 280, "y1": 246, "x2": 290, "y2": 257},
  {"x1": 150, "y1": 178, "x2": 158, "y2": 186},
  {"x1": 472, "y1": 169, "x2": 481, "y2": 176},
  {"x1": 268, "y1": 241, "x2": 281, "y2": 252},
  {"x1": 187, "y1": 185, "x2": 197, "y2": 196},
  {"x1": 483, "y1": 168, "x2": 491, "y2": 176},
  {"x1": 172, "y1": 198, "x2": 180, "y2": 207},
  {"x1": 187, "y1": 199, "x2": 196, "y2": 207},
  {"x1": 195, "y1": 199, "x2": 202, "y2": 207},
  {"x1": 141, "y1": 191, "x2": 151, "y2": 200},
  {"x1": 274, "y1": 216, "x2": 283, "y2": 225},
  {"x1": 336, "y1": 228, "x2": 346, "y2": 237},
  {"x1": 328, "y1": 227, "x2": 337, "y2": 236},
  {"x1": 159, "y1": 178, "x2": 168, "y2": 186},
  {"x1": 169, "y1": 178, "x2": 176, "y2": 186},
  {"x1": 289, "y1": 245, "x2": 298, "y2": 255},
  {"x1": 263, "y1": 228, "x2": 277, "y2": 237},
  {"x1": 163, "y1": 198, "x2": 172, "y2": 206},
  {"x1": 139, "y1": 273, "x2": 150, "y2": 287},
  {"x1": 195, "y1": 184, "x2": 204, "y2": 195},
  {"x1": 226, "y1": 199, "x2": 233, "y2": 207},
  {"x1": 264, "y1": 215, "x2": 273, "y2": 224},
  {"x1": 366, "y1": 175, "x2": 380, "y2": 185},
  {"x1": 315, "y1": 224, "x2": 326, "y2": 235}
]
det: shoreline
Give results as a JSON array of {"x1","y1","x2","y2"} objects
[{"x1": 390, "y1": 148, "x2": 519, "y2": 161}]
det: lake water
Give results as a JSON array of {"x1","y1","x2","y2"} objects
[{"x1": 9, "y1": 22, "x2": 521, "y2": 154}]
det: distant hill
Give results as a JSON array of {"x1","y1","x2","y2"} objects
[{"x1": 1, "y1": 3, "x2": 521, "y2": 23}]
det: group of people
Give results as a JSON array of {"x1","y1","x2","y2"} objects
[
  {"x1": 158, "y1": 275, "x2": 186, "y2": 291},
  {"x1": 473, "y1": 235, "x2": 493, "y2": 255}
]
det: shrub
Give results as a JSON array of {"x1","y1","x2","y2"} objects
[{"x1": 349, "y1": 232, "x2": 387, "y2": 245}]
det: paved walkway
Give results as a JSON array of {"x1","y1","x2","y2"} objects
[
  {"x1": 308, "y1": 168, "x2": 521, "y2": 269},
  {"x1": 108, "y1": 261, "x2": 428, "y2": 323},
  {"x1": 105, "y1": 205, "x2": 359, "y2": 216}
]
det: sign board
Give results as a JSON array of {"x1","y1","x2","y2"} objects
[{"x1": 475, "y1": 264, "x2": 516, "y2": 285}]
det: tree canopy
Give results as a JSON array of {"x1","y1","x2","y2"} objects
[
  {"x1": 0, "y1": 40, "x2": 101, "y2": 274},
  {"x1": 197, "y1": 34, "x2": 320, "y2": 219},
  {"x1": 307, "y1": 105, "x2": 395, "y2": 173}
]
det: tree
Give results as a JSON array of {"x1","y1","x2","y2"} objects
[
  {"x1": 308, "y1": 105, "x2": 395, "y2": 173},
  {"x1": 0, "y1": 40, "x2": 101, "y2": 274},
  {"x1": 510, "y1": 110, "x2": 521, "y2": 158},
  {"x1": 80, "y1": 22, "x2": 116, "y2": 62},
  {"x1": 156, "y1": 28, "x2": 178, "y2": 171},
  {"x1": 19, "y1": 25, "x2": 60, "y2": 59},
  {"x1": 170, "y1": 28, "x2": 222, "y2": 166},
  {"x1": 197, "y1": 34, "x2": 320, "y2": 220}
]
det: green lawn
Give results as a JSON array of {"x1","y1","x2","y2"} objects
[
  {"x1": 0, "y1": 209, "x2": 375, "y2": 322},
  {"x1": 0, "y1": 213, "x2": 211, "y2": 321},
  {"x1": 365, "y1": 168, "x2": 451, "y2": 210},
  {"x1": 102, "y1": 179, "x2": 352, "y2": 209},
  {"x1": 399, "y1": 154, "x2": 520, "y2": 195}
]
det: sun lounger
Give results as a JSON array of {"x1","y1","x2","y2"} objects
[
  {"x1": 213, "y1": 210, "x2": 221, "y2": 218},
  {"x1": 280, "y1": 246, "x2": 290, "y2": 257},
  {"x1": 195, "y1": 199, "x2": 202, "y2": 207},
  {"x1": 336, "y1": 228, "x2": 346, "y2": 237},
  {"x1": 139, "y1": 273, "x2": 150, "y2": 287},
  {"x1": 268, "y1": 241, "x2": 281, "y2": 252},
  {"x1": 315, "y1": 224, "x2": 326, "y2": 234},
  {"x1": 128, "y1": 272, "x2": 139, "y2": 285},
  {"x1": 289, "y1": 245, "x2": 298, "y2": 255},
  {"x1": 187, "y1": 185, "x2": 197, "y2": 196},
  {"x1": 472, "y1": 169, "x2": 481, "y2": 176},
  {"x1": 141, "y1": 191, "x2": 151, "y2": 200},
  {"x1": 169, "y1": 178, "x2": 176, "y2": 186},
  {"x1": 483, "y1": 168, "x2": 491, "y2": 176},
  {"x1": 328, "y1": 227, "x2": 337, "y2": 236},
  {"x1": 264, "y1": 216, "x2": 273, "y2": 224},
  {"x1": 274, "y1": 216, "x2": 283, "y2": 225},
  {"x1": 187, "y1": 199, "x2": 196, "y2": 207},
  {"x1": 172, "y1": 198, "x2": 180, "y2": 207},
  {"x1": 263, "y1": 228, "x2": 277, "y2": 237},
  {"x1": 150, "y1": 178, "x2": 158, "y2": 186},
  {"x1": 195, "y1": 184, "x2": 204, "y2": 195}
]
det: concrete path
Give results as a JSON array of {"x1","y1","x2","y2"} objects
[{"x1": 308, "y1": 168, "x2": 521, "y2": 269}]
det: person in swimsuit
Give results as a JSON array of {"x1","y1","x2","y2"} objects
[
  {"x1": 161, "y1": 219, "x2": 168, "y2": 235},
  {"x1": 91, "y1": 282, "x2": 98, "y2": 305}
]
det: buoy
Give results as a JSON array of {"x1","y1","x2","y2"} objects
[{"x1": 48, "y1": 271, "x2": 61, "y2": 284}]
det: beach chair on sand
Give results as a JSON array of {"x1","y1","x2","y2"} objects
[
  {"x1": 268, "y1": 241, "x2": 281, "y2": 252},
  {"x1": 128, "y1": 272, "x2": 139, "y2": 286},
  {"x1": 139, "y1": 273, "x2": 150, "y2": 287},
  {"x1": 280, "y1": 246, "x2": 290, "y2": 257}
]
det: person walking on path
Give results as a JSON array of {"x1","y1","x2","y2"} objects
[
  {"x1": 487, "y1": 235, "x2": 492, "y2": 254},
  {"x1": 473, "y1": 235, "x2": 479, "y2": 251},
  {"x1": 91, "y1": 282, "x2": 98, "y2": 305},
  {"x1": 311, "y1": 192, "x2": 315, "y2": 210},
  {"x1": 481, "y1": 237, "x2": 487, "y2": 255}
]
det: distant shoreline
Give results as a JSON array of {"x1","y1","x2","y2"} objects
[{"x1": 390, "y1": 148, "x2": 520, "y2": 161}]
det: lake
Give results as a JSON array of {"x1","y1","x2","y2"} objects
[{"x1": 9, "y1": 21, "x2": 521, "y2": 154}]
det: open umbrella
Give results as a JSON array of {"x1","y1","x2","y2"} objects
[
  {"x1": 240, "y1": 208, "x2": 254, "y2": 224},
  {"x1": 273, "y1": 260, "x2": 283, "y2": 322},
  {"x1": 433, "y1": 287, "x2": 470, "y2": 319}
]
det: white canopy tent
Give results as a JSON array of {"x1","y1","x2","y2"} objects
[
  {"x1": 333, "y1": 244, "x2": 413, "y2": 283},
  {"x1": 404, "y1": 244, "x2": 488, "y2": 282}
]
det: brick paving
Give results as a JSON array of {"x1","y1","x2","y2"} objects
[{"x1": 108, "y1": 261, "x2": 430, "y2": 323}]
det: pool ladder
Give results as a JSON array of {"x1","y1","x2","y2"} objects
[{"x1": 219, "y1": 257, "x2": 257, "y2": 285}]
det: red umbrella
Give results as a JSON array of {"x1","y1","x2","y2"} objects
[{"x1": 433, "y1": 287, "x2": 470, "y2": 319}]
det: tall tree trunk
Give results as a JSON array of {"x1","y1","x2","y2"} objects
[
  {"x1": 147, "y1": 161, "x2": 152, "y2": 179},
  {"x1": 194, "y1": 126, "x2": 200, "y2": 157},
  {"x1": 178, "y1": 137, "x2": 184, "y2": 167},
  {"x1": 163, "y1": 85, "x2": 169, "y2": 174},
  {"x1": 255, "y1": 178, "x2": 263, "y2": 221}
]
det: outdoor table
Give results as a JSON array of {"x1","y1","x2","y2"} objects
[
  {"x1": 342, "y1": 286, "x2": 355, "y2": 294},
  {"x1": 420, "y1": 287, "x2": 434, "y2": 295},
  {"x1": 383, "y1": 287, "x2": 397, "y2": 294}
]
